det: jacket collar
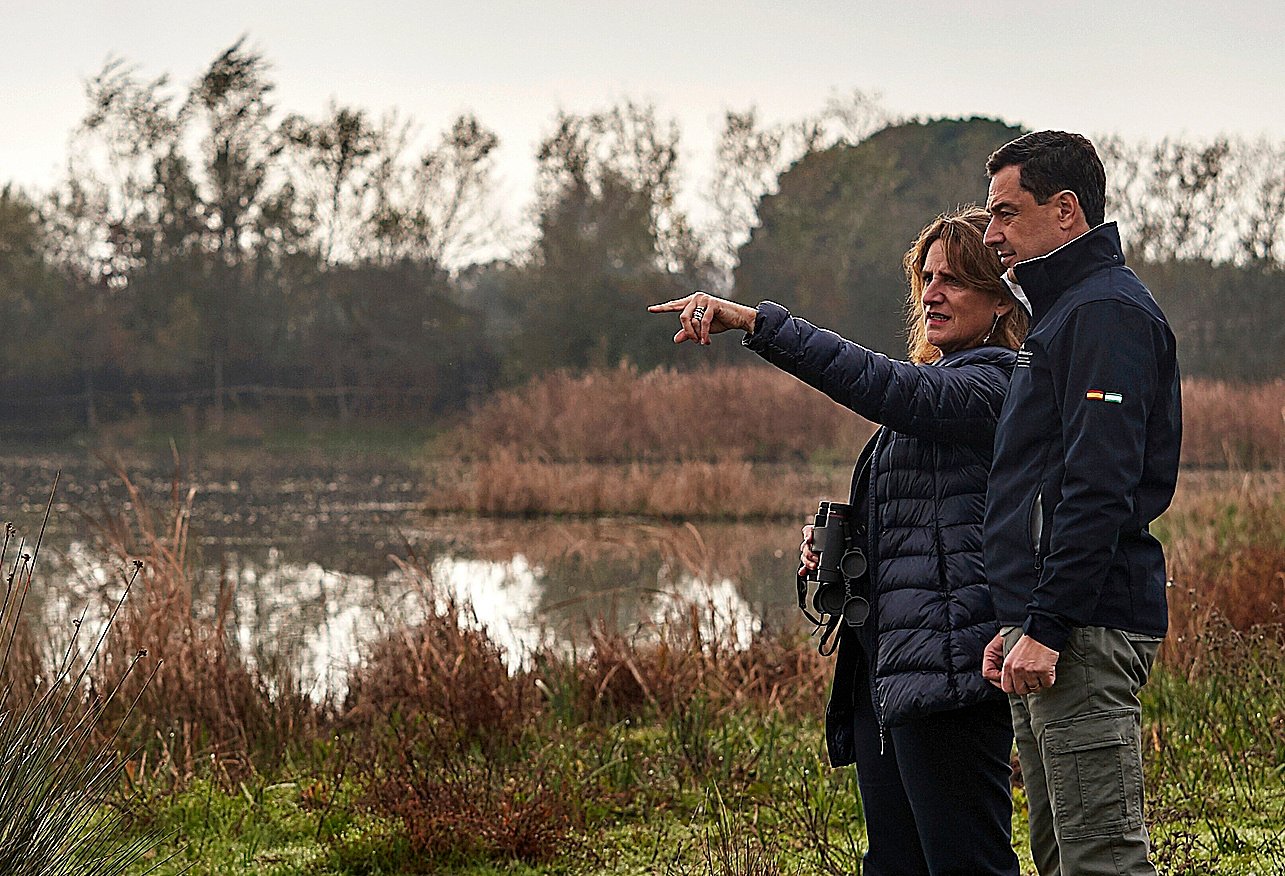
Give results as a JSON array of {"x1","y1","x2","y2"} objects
[
  {"x1": 936, "y1": 345, "x2": 1015, "y2": 368},
  {"x1": 1012, "y1": 223, "x2": 1125, "y2": 323}
]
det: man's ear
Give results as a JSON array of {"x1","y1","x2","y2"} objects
[{"x1": 1056, "y1": 189, "x2": 1083, "y2": 231}]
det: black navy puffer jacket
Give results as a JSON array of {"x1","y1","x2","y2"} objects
[{"x1": 744, "y1": 301, "x2": 1013, "y2": 743}]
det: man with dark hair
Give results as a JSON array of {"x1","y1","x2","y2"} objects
[{"x1": 979, "y1": 130, "x2": 1182, "y2": 875}]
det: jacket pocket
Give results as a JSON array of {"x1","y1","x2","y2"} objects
[
  {"x1": 1044, "y1": 709, "x2": 1143, "y2": 840},
  {"x1": 1026, "y1": 484, "x2": 1046, "y2": 573}
]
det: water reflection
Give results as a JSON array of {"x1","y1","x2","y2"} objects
[{"x1": 4, "y1": 453, "x2": 817, "y2": 694}]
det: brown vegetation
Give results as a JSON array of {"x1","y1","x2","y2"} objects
[
  {"x1": 1177, "y1": 379, "x2": 1285, "y2": 467},
  {"x1": 431, "y1": 367, "x2": 1284, "y2": 517},
  {"x1": 82, "y1": 463, "x2": 320, "y2": 784},
  {"x1": 1157, "y1": 470, "x2": 1285, "y2": 669},
  {"x1": 338, "y1": 552, "x2": 829, "y2": 865},
  {"x1": 448, "y1": 363, "x2": 877, "y2": 464},
  {"x1": 428, "y1": 451, "x2": 844, "y2": 518},
  {"x1": 342, "y1": 562, "x2": 537, "y2": 746},
  {"x1": 434, "y1": 363, "x2": 870, "y2": 517}
]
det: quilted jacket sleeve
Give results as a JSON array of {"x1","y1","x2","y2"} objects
[{"x1": 743, "y1": 300, "x2": 1014, "y2": 450}]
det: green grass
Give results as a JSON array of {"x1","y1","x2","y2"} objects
[
  {"x1": 117, "y1": 661, "x2": 1283, "y2": 876},
  {"x1": 253, "y1": 420, "x2": 441, "y2": 459}
]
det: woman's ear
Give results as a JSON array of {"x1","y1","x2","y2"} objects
[{"x1": 995, "y1": 297, "x2": 1015, "y2": 318}]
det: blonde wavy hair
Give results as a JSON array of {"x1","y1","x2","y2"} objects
[{"x1": 902, "y1": 206, "x2": 1029, "y2": 365}]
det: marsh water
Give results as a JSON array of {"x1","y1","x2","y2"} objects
[{"x1": 1, "y1": 450, "x2": 815, "y2": 694}]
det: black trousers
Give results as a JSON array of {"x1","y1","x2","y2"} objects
[{"x1": 846, "y1": 659, "x2": 1020, "y2": 876}]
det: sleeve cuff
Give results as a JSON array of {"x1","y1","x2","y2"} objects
[
  {"x1": 1022, "y1": 613, "x2": 1071, "y2": 653},
  {"x1": 742, "y1": 301, "x2": 788, "y2": 352}
]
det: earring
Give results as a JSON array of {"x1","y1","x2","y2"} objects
[{"x1": 982, "y1": 313, "x2": 1001, "y2": 345}]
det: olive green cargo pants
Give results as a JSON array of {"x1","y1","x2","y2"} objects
[{"x1": 1003, "y1": 626, "x2": 1161, "y2": 876}]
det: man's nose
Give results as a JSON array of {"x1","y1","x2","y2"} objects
[{"x1": 984, "y1": 218, "x2": 1002, "y2": 247}]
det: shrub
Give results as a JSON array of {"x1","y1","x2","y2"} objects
[{"x1": 0, "y1": 487, "x2": 162, "y2": 874}]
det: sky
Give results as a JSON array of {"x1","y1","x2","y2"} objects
[{"x1": 4, "y1": 1, "x2": 1283, "y2": 237}]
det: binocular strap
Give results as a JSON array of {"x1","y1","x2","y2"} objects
[
  {"x1": 817, "y1": 614, "x2": 844, "y2": 656},
  {"x1": 796, "y1": 567, "x2": 845, "y2": 657}
]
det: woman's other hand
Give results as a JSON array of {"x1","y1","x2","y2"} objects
[
  {"x1": 981, "y1": 633, "x2": 1005, "y2": 689},
  {"x1": 799, "y1": 523, "x2": 819, "y2": 574},
  {"x1": 648, "y1": 290, "x2": 756, "y2": 345}
]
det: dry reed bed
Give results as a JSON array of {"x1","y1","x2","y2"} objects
[
  {"x1": 1156, "y1": 470, "x2": 1285, "y2": 669},
  {"x1": 427, "y1": 454, "x2": 845, "y2": 518},
  {"x1": 76, "y1": 464, "x2": 320, "y2": 785},
  {"x1": 345, "y1": 595, "x2": 829, "y2": 735},
  {"x1": 432, "y1": 369, "x2": 1283, "y2": 517},
  {"x1": 1179, "y1": 378, "x2": 1285, "y2": 467},
  {"x1": 447, "y1": 363, "x2": 877, "y2": 463}
]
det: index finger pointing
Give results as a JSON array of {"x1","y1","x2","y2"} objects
[{"x1": 647, "y1": 296, "x2": 693, "y2": 312}]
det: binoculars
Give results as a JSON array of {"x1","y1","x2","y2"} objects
[{"x1": 798, "y1": 501, "x2": 871, "y2": 642}]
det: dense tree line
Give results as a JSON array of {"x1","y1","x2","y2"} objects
[
  {"x1": 737, "y1": 120, "x2": 1285, "y2": 379},
  {"x1": 0, "y1": 42, "x2": 1280, "y2": 429}
]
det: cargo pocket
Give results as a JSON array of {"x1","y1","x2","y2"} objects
[{"x1": 1044, "y1": 709, "x2": 1143, "y2": 840}]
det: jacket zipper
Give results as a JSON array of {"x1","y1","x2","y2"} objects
[
  {"x1": 877, "y1": 685, "x2": 888, "y2": 755},
  {"x1": 866, "y1": 428, "x2": 888, "y2": 754}
]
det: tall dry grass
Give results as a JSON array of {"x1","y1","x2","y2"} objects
[
  {"x1": 1179, "y1": 379, "x2": 1284, "y2": 468},
  {"x1": 432, "y1": 363, "x2": 873, "y2": 517},
  {"x1": 1156, "y1": 470, "x2": 1285, "y2": 670},
  {"x1": 447, "y1": 363, "x2": 877, "y2": 464},
  {"x1": 428, "y1": 452, "x2": 843, "y2": 518},
  {"x1": 0, "y1": 487, "x2": 166, "y2": 874},
  {"x1": 340, "y1": 550, "x2": 830, "y2": 867},
  {"x1": 432, "y1": 368, "x2": 1284, "y2": 517},
  {"x1": 82, "y1": 462, "x2": 321, "y2": 783},
  {"x1": 344, "y1": 555, "x2": 829, "y2": 732}
]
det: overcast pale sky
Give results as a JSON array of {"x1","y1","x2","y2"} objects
[{"x1": 4, "y1": 1, "x2": 1282, "y2": 228}]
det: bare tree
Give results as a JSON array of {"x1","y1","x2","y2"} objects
[
  {"x1": 185, "y1": 37, "x2": 283, "y2": 423},
  {"x1": 187, "y1": 37, "x2": 281, "y2": 265},
  {"x1": 703, "y1": 89, "x2": 892, "y2": 286},
  {"x1": 534, "y1": 101, "x2": 699, "y2": 275},
  {"x1": 51, "y1": 58, "x2": 187, "y2": 287},
  {"x1": 362, "y1": 112, "x2": 503, "y2": 269},
  {"x1": 704, "y1": 109, "x2": 786, "y2": 284},
  {"x1": 1233, "y1": 138, "x2": 1285, "y2": 265},
  {"x1": 281, "y1": 102, "x2": 379, "y2": 264},
  {"x1": 1101, "y1": 133, "x2": 1284, "y2": 267},
  {"x1": 816, "y1": 87, "x2": 893, "y2": 148}
]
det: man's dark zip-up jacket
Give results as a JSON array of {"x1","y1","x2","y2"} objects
[
  {"x1": 984, "y1": 223, "x2": 1182, "y2": 653},
  {"x1": 744, "y1": 301, "x2": 1011, "y2": 735}
]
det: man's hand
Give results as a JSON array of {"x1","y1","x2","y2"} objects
[
  {"x1": 1001, "y1": 634, "x2": 1059, "y2": 695},
  {"x1": 981, "y1": 633, "x2": 1005, "y2": 689}
]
